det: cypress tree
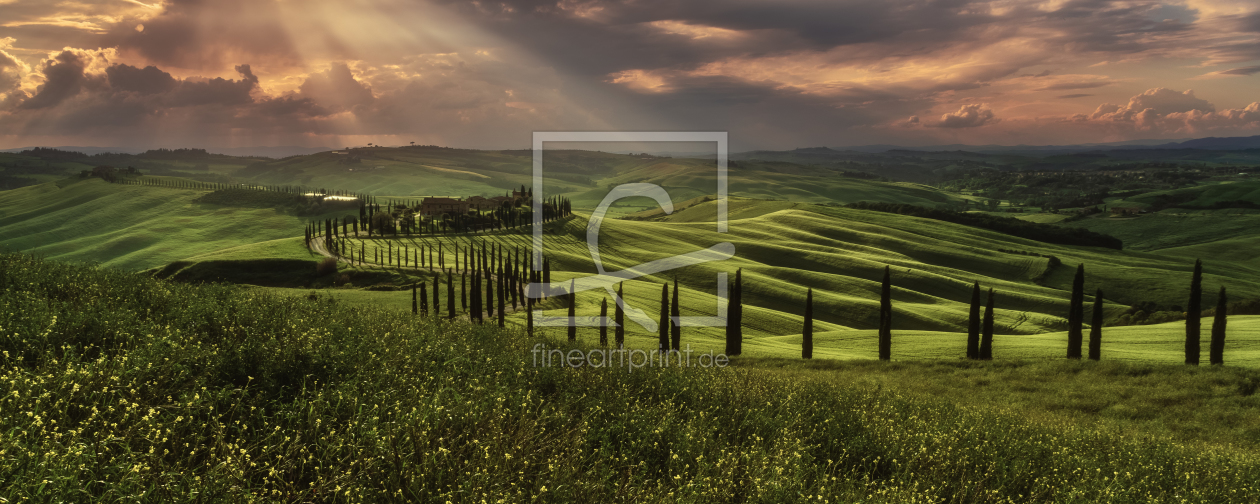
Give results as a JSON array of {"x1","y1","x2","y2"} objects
[
  {"x1": 658, "y1": 283, "x2": 670, "y2": 353},
  {"x1": 1211, "y1": 286, "x2": 1227, "y2": 365},
  {"x1": 448, "y1": 270, "x2": 456, "y2": 319},
  {"x1": 879, "y1": 266, "x2": 892, "y2": 361},
  {"x1": 498, "y1": 268, "x2": 507, "y2": 328},
  {"x1": 526, "y1": 291, "x2": 534, "y2": 337},
  {"x1": 615, "y1": 282, "x2": 625, "y2": 348},
  {"x1": 726, "y1": 268, "x2": 743, "y2": 356},
  {"x1": 1067, "y1": 263, "x2": 1085, "y2": 359},
  {"x1": 671, "y1": 276, "x2": 681, "y2": 351},
  {"x1": 486, "y1": 269, "x2": 495, "y2": 317},
  {"x1": 967, "y1": 282, "x2": 981, "y2": 359},
  {"x1": 542, "y1": 258, "x2": 551, "y2": 299},
  {"x1": 420, "y1": 284, "x2": 429, "y2": 316},
  {"x1": 432, "y1": 277, "x2": 439, "y2": 316},
  {"x1": 412, "y1": 283, "x2": 418, "y2": 315},
  {"x1": 1089, "y1": 289, "x2": 1104, "y2": 361},
  {"x1": 461, "y1": 274, "x2": 467, "y2": 312},
  {"x1": 566, "y1": 278, "x2": 575, "y2": 340},
  {"x1": 802, "y1": 287, "x2": 813, "y2": 359},
  {"x1": 510, "y1": 257, "x2": 518, "y2": 309},
  {"x1": 980, "y1": 288, "x2": 995, "y2": 360},
  {"x1": 1186, "y1": 259, "x2": 1202, "y2": 365},
  {"x1": 599, "y1": 297, "x2": 608, "y2": 347}
]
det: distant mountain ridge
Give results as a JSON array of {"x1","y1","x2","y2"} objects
[{"x1": 835, "y1": 135, "x2": 1260, "y2": 154}]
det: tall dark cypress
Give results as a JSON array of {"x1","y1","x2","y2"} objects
[
  {"x1": 726, "y1": 268, "x2": 743, "y2": 356},
  {"x1": 671, "y1": 277, "x2": 681, "y2": 351},
  {"x1": 879, "y1": 266, "x2": 892, "y2": 361},
  {"x1": 432, "y1": 277, "x2": 439, "y2": 316},
  {"x1": 542, "y1": 258, "x2": 551, "y2": 299},
  {"x1": 448, "y1": 270, "x2": 456, "y2": 320},
  {"x1": 461, "y1": 274, "x2": 467, "y2": 312},
  {"x1": 420, "y1": 284, "x2": 429, "y2": 316},
  {"x1": 1067, "y1": 263, "x2": 1085, "y2": 359},
  {"x1": 498, "y1": 268, "x2": 507, "y2": 328},
  {"x1": 1211, "y1": 286, "x2": 1227, "y2": 365},
  {"x1": 412, "y1": 283, "x2": 418, "y2": 315},
  {"x1": 980, "y1": 288, "x2": 995, "y2": 360},
  {"x1": 566, "y1": 278, "x2": 576, "y2": 340},
  {"x1": 487, "y1": 269, "x2": 495, "y2": 317},
  {"x1": 1186, "y1": 259, "x2": 1202, "y2": 365},
  {"x1": 1088, "y1": 289, "x2": 1104, "y2": 361},
  {"x1": 599, "y1": 297, "x2": 609, "y2": 347},
  {"x1": 802, "y1": 287, "x2": 813, "y2": 359},
  {"x1": 510, "y1": 258, "x2": 518, "y2": 309},
  {"x1": 615, "y1": 282, "x2": 625, "y2": 348},
  {"x1": 967, "y1": 282, "x2": 981, "y2": 359},
  {"x1": 526, "y1": 289, "x2": 534, "y2": 336},
  {"x1": 658, "y1": 283, "x2": 670, "y2": 353}
]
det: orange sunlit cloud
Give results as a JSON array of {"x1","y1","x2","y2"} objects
[{"x1": 0, "y1": 0, "x2": 1258, "y2": 149}]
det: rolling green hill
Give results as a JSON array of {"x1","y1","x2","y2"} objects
[
  {"x1": 281, "y1": 199, "x2": 1260, "y2": 364},
  {"x1": 0, "y1": 178, "x2": 345, "y2": 270}
]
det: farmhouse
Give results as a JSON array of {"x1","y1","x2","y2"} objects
[{"x1": 420, "y1": 197, "x2": 469, "y2": 216}]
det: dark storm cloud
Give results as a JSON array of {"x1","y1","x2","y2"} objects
[
  {"x1": 106, "y1": 64, "x2": 177, "y2": 95},
  {"x1": 167, "y1": 65, "x2": 257, "y2": 107},
  {"x1": 20, "y1": 50, "x2": 93, "y2": 109},
  {"x1": 434, "y1": 0, "x2": 994, "y2": 77},
  {"x1": 1, "y1": 60, "x2": 336, "y2": 139},
  {"x1": 100, "y1": 0, "x2": 301, "y2": 71},
  {"x1": 438, "y1": 0, "x2": 1195, "y2": 77}
]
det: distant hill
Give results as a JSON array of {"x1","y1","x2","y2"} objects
[{"x1": 2, "y1": 145, "x2": 335, "y2": 158}]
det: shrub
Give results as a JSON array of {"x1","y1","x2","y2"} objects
[{"x1": 316, "y1": 257, "x2": 338, "y2": 276}]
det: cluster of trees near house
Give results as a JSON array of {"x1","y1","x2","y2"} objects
[{"x1": 304, "y1": 193, "x2": 574, "y2": 258}]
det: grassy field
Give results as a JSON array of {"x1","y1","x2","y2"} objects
[
  {"x1": 280, "y1": 199, "x2": 1260, "y2": 366},
  {"x1": 0, "y1": 178, "x2": 351, "y2": 270},
  {"x1": 3, "y1": 253, "x2": 1259, "y2": 502}
]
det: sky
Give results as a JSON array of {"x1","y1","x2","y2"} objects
[{"x1": 0, "y1": 0, "x2": 1258, "y2": 151}]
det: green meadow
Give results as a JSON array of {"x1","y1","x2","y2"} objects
[
  {"x1": 2, "y1": 253, "x2": 1259, "y2": 502},
  {"x1": 7, "y1": 146, "x2": 1260, "y2": 500}
]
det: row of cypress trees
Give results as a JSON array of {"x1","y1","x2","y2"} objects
[
  {"x1": 796, "y1": 260, "x2": 1233, "y2": 364},
  {"x1": 517, "y1": 269, "x2": 749, "y2": 356}
]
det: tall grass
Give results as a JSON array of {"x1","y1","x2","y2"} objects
[{"x1": 1, "y1": 253, "x2": 1258, "y2": 502}]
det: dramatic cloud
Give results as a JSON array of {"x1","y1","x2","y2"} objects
[
  {"x1": 19, "y1": 48, "x2": 111, "y2": 109},
  {"x1": 1066, "y1": 88, "x2": 1259, "y2": 136},
  {"x1": 0, "y1": 0, "x2": 1259, "y2": 148},
  {"x1": 936, "y1": 104, "x2": 997, "y2": 128},
  {"x1": 298, "y1": 63, "x2": 374, "y2": 112},
  {"x1": 105, "y1": 64, "x2": 177, "y2": 95}
]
